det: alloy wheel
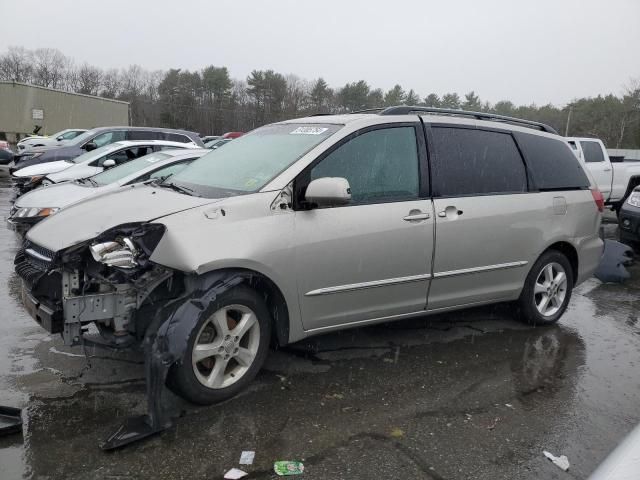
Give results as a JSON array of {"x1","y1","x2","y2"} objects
[
  {"x1": 191, "y1": 304, "x2": 261, "y2": 389},
  {"x1": 533, "y1": 262, "x2": 568, "y2": 317}
]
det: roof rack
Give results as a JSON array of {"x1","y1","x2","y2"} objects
[{"x1": 379, "y1": 106, "x2": 558, "y2": 134}]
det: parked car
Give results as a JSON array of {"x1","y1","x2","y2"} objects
[
  {"x1": 618, "y1": 186, "x2": 640, "y2": 247},
  {"x1": 0, "y1": 140, "x2": 13, "y2": 165},
  {"x1": 17, "y1": 129, "x2": 87, "y2": 152},
  {"x1": 16, "y1": 107, "x2": 603, "y2": 408},
  {"x1": 11, "y1": 126, "x2": 205, "y2": 172},
  {"x1": 201, "y1": 135, "x2": 221, "y2": 143},
  {"x1": 222, "y1": 131, "x2": 244, "y2": 139},
  {"x1": 567, "y1": 137, "x2": 640, "y2": 213},
  {"x1": 12, "y1": 140, "x2": 191, "y2": 195},
  {"x1": 205, "y1": 138, "x2": 232, "y2": 149},
  {"x1": 8, "y1": 149, "x2": 206, "y2": 234}
]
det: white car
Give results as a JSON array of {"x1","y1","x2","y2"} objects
[
  {"x1": 12, "y1": 140, "x2": 191, "y2": 195},
  {"x1": 17, "y1": 129, "x2": 87, "y2": 152},
  {"x1": 8, "y1": 148, "x2": 207, "y2": 233},
  {"x1": 567, "y1": 137, "x2": 640, "y2": 212}
]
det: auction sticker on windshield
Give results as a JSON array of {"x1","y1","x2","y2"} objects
[{"x1": 289, "y1": 126, "x2": 328, "y2": 135}]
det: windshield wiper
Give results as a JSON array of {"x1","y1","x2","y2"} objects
[
  {"x1": 157, "y1": 182, "x2": 197, "y2": 196},
  {"x1": 77, "y1": 177, "x2": 98, "y2": 186}
]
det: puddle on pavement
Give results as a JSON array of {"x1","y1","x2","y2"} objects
[{"x1": 0, "y1": 177, "x2": 639, "y2": 479}]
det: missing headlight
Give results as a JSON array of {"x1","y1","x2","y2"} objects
[
  {"x1": 90, "y1": 223, "x2": 166, "y2": 271},
  {"x1": 90, "y1": 238, "x2": 138, "y2": 269}
]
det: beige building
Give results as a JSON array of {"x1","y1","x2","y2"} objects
[{"x1": 0, "y1": 81, "x2": 129, "y2": 144}]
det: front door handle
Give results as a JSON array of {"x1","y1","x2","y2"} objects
[
  {"x1": 603, "y1": 168, "x2": 612, "y2": 172},
  {"x1": 403, "y1": 210, "x2": 430, "y2": 221}
]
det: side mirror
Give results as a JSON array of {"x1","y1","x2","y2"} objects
[
  {"x1": 84, "y1": 142, "x2": 98, "y2": 151},
  {"x1": 305, "y1": 177, "x2": 351, "y2": 207},
  {"x1": 102, "y1": 159, "x2": 116, "y2": 169},
  {"x1": 56, "y1": 136, "x2": 64, "y2": 141}
]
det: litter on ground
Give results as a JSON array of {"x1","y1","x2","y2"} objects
[
  {"x1": 239, "y1": 451, "x2": 255, "y2": 465},
  {"x1": 274, "y1": 460, "x2": 305, "y2": 476},
  {"x1": 224, "y1": 468, "x2": 248, "y2": 479},
  {"x1": 543, "y1": 450, "x2": 570, "y2": 471}
]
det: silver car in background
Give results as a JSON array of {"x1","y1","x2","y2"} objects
[
  {"x1": 17, "y1": 129, "x2": 87, "y2": 152},
  {"x1": 8, "y1": 149, "x2": 207, "y2": 233},
  {"x1": 16, "y1": 107, "x2": 603, "y2": 408},
  {"x1": 12, "y1": 140, "x2": 192, "y2": 195}
]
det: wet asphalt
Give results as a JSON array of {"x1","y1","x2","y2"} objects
[{"x1": 0, "y1": 174, "x2": 638, "y2": 480}]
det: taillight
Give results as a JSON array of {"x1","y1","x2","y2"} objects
[{"x1": 591, "y1": 189, "x2": 604, "y2": 213}]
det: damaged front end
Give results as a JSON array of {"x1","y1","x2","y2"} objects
[{"x1": 15, "y1": 222, "x2": 178, "y2": 347}]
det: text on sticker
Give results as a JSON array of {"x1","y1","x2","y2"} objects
[{"x1": 290, "y1": 127, "x2": 328, "y2": 135}]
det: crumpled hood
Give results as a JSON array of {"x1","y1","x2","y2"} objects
[
  {"x1": 15, "y1": 182, "x2": 103, "y2": 209},
  {"x1": 26, "y1": 184, "x2": 220, "y2": 252}
]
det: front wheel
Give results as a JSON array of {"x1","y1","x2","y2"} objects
[
  {"x1": 167, "y1": 286, "x2": 272, "y2": 405},
  {"x1": 515, "y1": 251, "x2": 574, "y2": 325}
]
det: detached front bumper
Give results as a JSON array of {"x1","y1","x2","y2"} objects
[{"x1": 20, "y1": 284, "x2": 63, "y2": 334}]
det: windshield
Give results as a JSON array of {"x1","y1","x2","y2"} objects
[
  {"x1": 58, "y1": 130, "x2": 82, "y2": 140},
  {"x1": 168, "y1": 124, "x2": 340, "y2": 198},
  {"x1": 68, "y1": 128, "x2": 100, "y2": 146},
  {"x1": 91, "y1": 152, "x2": 171, "y2": 186},
  {"x1": 70, "y1": 142, "x2": 124, "y2": 164}
]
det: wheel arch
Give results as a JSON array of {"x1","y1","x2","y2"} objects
[
  {"x1": 539, "y1": 241, "x2": 579, "y2": 285},
  {"x1": 192, "y1": 267, "x2": 291, "y2": 347}
]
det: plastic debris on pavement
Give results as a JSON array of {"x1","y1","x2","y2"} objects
[
  {"x1": 224, "y1": 468, "x2": 248, "y2": 479},
  {"x1": 543, "y1": 450, "x2": 570, "y2": 471},
  {"x1": 594, "y1": 240, "x2": 634, "y2": 283},
  {"x1": 239, "y1": 451, "x2": 255, "y2": 465},
  {"x1": 274, "y1": 461, "x2": 305, "y2": 476}
]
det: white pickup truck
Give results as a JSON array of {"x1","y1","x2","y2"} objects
[{"x1": 567, "y1": 137, "x2": 640, "y2": 212}]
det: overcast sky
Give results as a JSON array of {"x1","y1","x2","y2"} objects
[{"x1": 1, "y1": 0, "x2": 638, "y2": 105}]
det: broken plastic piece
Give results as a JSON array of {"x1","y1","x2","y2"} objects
[
  {"x1": 224, "y1": 468, "x2": 248, "y2": 479},
  {"x1": 0, "y1": 406, "x2": 22, "y2": 437},
  {"x1": 274, "y1": 461, "x2": 305, "y2": 476},
  {"x1": 594, "y1": 240, "x2": 634, "y2": 283},
  {"x1": 543, "y1": 450, "x2": 570, "y2": 471},
  {"x1": 239, "y1": 451, "x2": 255, "y2": 465},
  {"x1": 100, "y1": 414, "x2": 169, "y2": 450}
]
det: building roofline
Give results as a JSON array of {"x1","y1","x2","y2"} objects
[{"x1": 0, "y1": 81, "x2": 130, "y2": 105}]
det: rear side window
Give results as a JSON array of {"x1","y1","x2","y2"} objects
[
  {"x1": 580, "y1": 141, "x2": 605, "y2": 163},
  {"x1": 165, "y1": 133, "x2": 191, "y2": 143},
  {"x1": 514, "y1": 132, "x2": 590, "y2": 190},
  {"x1": 128, "y1": 130, "x2": 161, "y2": 141},
  {"x1": 430, "y1": 127, "x2": 527, "y2": 197}
]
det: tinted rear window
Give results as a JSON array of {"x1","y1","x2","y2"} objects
[
  {"x1": 165, "y1": 133, "x2": 191, "y2": 143},
  {"x1": 431, "y1": 127, "x2": 527, "y2": 196},
  {"x1": 128, "y1": 130, "x2": 161, "y2": 140},
  {"x1": 513, "y1": 132, "x2": 590, "y2": 190},
  {"x1": 580, "y1": 141, "x2": 605, "y2": 163}
]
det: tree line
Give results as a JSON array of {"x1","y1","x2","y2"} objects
[{"x1": 1, "y1": 46, "x2": 639, "y2": 148}]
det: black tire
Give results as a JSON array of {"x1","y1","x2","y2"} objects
[
  {"x1": 515, "y1": 250, "x2": 574, "y2": 326},
  {"x1": 167, "y1": 286, "x2": 272, "y2": 405}
]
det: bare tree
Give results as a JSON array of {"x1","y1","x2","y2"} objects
[
  {"x1": 32, "y1": 48, "x2": 68, "y2": 88},
  {"x1": 101, "y1": 69, "x2": 122, "y2": 99},
  {"x1": 0, "y1": 46, "x2": 33, "y2": 82}
]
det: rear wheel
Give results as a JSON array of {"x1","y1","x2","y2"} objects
[
  {"x1": 515, "y1": 251, "x2": 574, "y2": 325},
  {"x1": 167, "y1": 286, "x2": 272, "y2": 405}
]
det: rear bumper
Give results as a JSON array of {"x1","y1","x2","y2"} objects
[{"x1": 577, "y1": 235, "x2": 605, "y2": 285}]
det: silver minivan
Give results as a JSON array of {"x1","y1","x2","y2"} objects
[{"x1": 16, "y1": 107, "x2": 603, "y2": 406}]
